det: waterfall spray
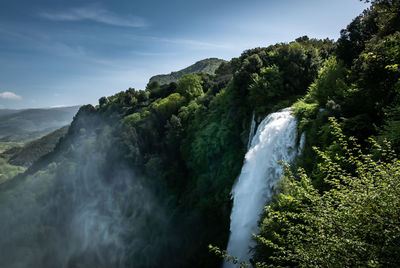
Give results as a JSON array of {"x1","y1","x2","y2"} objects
[{"x1": 224, "y1": 108, "x2": 303, "y2": 267}]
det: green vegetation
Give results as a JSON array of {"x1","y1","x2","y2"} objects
[
  {"x1": 0, "y1": 158, "x2": 25, "y2": 184},
  {"x1": 0, "y1": 141, "x2": 23, "y2": 153},
  {"x1": 7, "y1": 126, "x2": 69, "y2": 167},
  {"x1": 0, "y1": 142, "x2": 25, "y2": 184},
  {"x1": 177, "y1": 74, "x2": 204, "y2": 99},
  {"x1": 253, "y1": 120, "x2": 400, "y2": 267},
  {"x1": 87, "y1": 36, "x2": 334, "y2": 266},
  {"x1": 251, "y1": 1, "x2": 400, "y2": 266},
  {"x1": 0, "y1": 126, "x2": 68, "y2": 184},
  {"x1": 1, "y1": 1, "x2": 400, "y2": 267},
  {"x1": 149, "y1": 58, "x2": 226, "y2": 85}
]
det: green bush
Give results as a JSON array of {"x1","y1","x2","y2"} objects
[
  {"x1": 152, "y1": 93, "x2": 185, "y2": 120},
  {"x1": 122, "y1": 113, "x2": 142, "y2": 126},
  {"x1": 177, "y1": 74, "x2": 204, "y2": 100},
  {"x1": 292, "y1": 99, "x2": 319, "y2": 132},
  {"x1": 307, "y1": 57, "x2": 348, "y2": 106}
]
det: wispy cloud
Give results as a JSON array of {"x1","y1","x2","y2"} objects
[
  {"x1": 0, "y1": 91, "x2": 22, "y2": 100},
  {"x1": 150, "y1": 36, "x2": 232, "y2": 50},
  {"x1": 49, "y1": 104, "x2": 68, "y2": 108},
  {"x1": 131, "y1": 51, "x2": 178, "y2": 57},
  {"x1": 39, "y1": 5, "x2": 147, "y2": 28}
]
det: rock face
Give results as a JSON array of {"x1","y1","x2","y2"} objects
[{"x1": 149, "y1": 58, "x2": 225, "y2": 85}]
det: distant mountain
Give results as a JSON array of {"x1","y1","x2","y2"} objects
[
  {"x1": 0, "y1": 106, "x2": 80, "y2": 142},
  {"x1": 0, "y1": 109, "x2": 19, "y2": 117},
  {"x1": 149, "y1": 58, "x2": 225, "y2": 85}
]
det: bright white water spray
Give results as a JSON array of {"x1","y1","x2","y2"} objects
[{"x1": 224, "y1": 108, "x2": 304, "y2": 267}]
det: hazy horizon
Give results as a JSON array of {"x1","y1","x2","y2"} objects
[{"x1": 0, "y1": 104, "x2": 81, "y2": 110}]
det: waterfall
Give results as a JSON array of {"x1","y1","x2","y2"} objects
[
  {"x1": 247, "y1": 112, "x2": 256, "y2": 150},
  {"x1": 224, "y1": 108, "x2": 303, "y2": 267}
]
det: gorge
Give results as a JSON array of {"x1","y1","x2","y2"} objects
[{"x1": 0, "y1": 1, "x2": 399, "y2": 267}]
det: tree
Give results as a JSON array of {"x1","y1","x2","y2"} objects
[
  {"x1": 295, "y1": 35, "x2": 310, "y2": 43},
  {"x1": 98, "y1": 96, "x2": 108, "y2": 107},
  {"x1": 152, "y1": 93, "x2": 185, "y2": 120},
  {"x1": 136, "y1": 90, "x2": 149, "y2": 102},
  {"x1": 248, "y1": 65, "x2": 284, "y2": 114},
  {"x1": 307, "y1": 56, "x2": 348, "y2": 106},
  {"x1": 146, "y1": 81, "x2": 160, "y2": 91},
  {"x1": 177, "y1": 74, "x2": 204, "y2": 99}
]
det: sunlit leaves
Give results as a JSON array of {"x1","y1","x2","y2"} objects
[{"x1": 255, "y1": 119, "x2": 400, "y2": 266}]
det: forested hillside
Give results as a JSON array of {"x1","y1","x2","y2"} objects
[
  {"x1": 0, "y1": 0, "x2": 399, "y2": 267},
  {"x1": 0, "y1": 106, "x2": 78, "y2": 185},
  {"x1": 2, "y1": 126, "x2": 69, "y2": 168},
  {"x1": 0, "y1": 126, "x2": 69, "y2": 185},
  {"x1": 148, "y1": 58, "x2": 225, "y2": 85}
]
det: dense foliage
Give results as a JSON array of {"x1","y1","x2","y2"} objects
[
  {"x1": 252, "y1": 1, "x2": 400, "y2": 266},
  {"x1": 3, "y1": 126, "x2": 69, "y2": 167},
  {"x1": 1, "y1": 1, "x2": 399, "y2": 267},
  {"x1": 80, "y1": 35, "x2": 332, "y2": 267},
  {"x1": 253, "y1": 119, "x2": 400, "y2": 267}
]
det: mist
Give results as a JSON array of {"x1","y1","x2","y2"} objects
[{"x1": 0, "y1": 114, "x2": 180, "y2": 268}]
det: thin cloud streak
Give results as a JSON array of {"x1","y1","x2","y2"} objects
[
  {"x1": 39, "y1": 5, "x2": 147, "y2": 28},
  {"x1": 150, "y1": 36, "x2": 233, "y2": 50},
  {"x1": 49, "y1": 104, "x2": 68, "y2": 108}
]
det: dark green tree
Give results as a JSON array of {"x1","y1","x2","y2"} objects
[
  {"x1": 248, "y1": 66, "x2": 284, "y2": 114},
  {"x1": 98, "y1": 96, "x2": 108, "y2": 107}
]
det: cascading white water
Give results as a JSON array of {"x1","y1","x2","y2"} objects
[
  {"x1": 224, "y1": 108, "x2": 304, "y2": 267},
  {"x1": 247, "y1": 112, "x2": 256, "y2": 150}
]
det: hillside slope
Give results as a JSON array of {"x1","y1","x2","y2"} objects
[
  {"x1": 0, "y1": 126, "x2": 69, "y2": 185},
  {"x1": 4, "y1": 126, "x2": 69, "y2": 167},
  {"x1": 149, "y1": 58, "x2": 225, "y2": 85}
]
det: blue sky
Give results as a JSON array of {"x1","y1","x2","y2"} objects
[{"x1": 0, "y1": 0, "x2": 369, "y2": 109}]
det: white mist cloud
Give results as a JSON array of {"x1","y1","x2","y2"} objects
[
  {"x1": 0, "y1": 91, "x2": 22, "y2": 100},
  {"x1": 39, "y1": 5, "x2": 147, "y2": 28},
  {"x1": 49, "y1": 105, "x2": 67, "y2": 108}
]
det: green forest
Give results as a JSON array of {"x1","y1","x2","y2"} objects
[{"x1": 0, "y1": 0, "x2": 399, "y2": 267}]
